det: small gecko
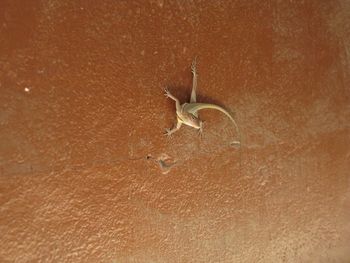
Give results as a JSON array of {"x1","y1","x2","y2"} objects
[{"x1": 164, "y1": 59, "x2": 241, "y2": 146}]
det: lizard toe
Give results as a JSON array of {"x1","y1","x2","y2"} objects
[{"x1": 164, "y1": 128, "x2": 173, "y2": 138}]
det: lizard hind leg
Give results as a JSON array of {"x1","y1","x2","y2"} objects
[
  {"x1": 198, "y1": 120, "x2": 204, "y2": 138},
  {"x1": 190, "y1": 58, "x2": 198, "y2": 107}
]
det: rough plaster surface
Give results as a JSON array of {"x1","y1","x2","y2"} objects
[{"x1": 1, "y1": 0, "x2": 350, "y2": 262}]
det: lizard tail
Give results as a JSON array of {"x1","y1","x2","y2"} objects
[{"x1": 187, "y1": 103, "x2": 241, "y2": 145}]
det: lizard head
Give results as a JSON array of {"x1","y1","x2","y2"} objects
[
  {"x1": 177, "y1": 111, "x2": 203, "y2": 130},
  {"x1": 183, "y1": 113, "x2": 202, "y2": 129}
]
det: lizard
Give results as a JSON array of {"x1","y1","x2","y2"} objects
[{"x1": 164, "y1": 58, "x2": 241, "y2": 147}]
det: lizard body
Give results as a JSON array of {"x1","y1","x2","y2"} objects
[{"x1": 164, "y1": 59, "x2": 241, "y2": 146}]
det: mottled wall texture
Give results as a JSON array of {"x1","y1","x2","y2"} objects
[{"x1": 1, "y1": 0, "x2": 349, "y2": 262}]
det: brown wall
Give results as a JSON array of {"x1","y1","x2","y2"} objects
[{"x1": 1, "y1": 0, "x2": 350, "y2": 262}]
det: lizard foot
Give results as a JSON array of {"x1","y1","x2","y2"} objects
[
  {"x1": 191, "y1": 57, "x2": 197, "y2": 75},
  {"x1": 164, "y1": 128, "x2": 173, "y2": 138},
  {"x1": 164, "y1": 87, "x2": 171, "y2": 98},
  {"x1": 198, "y1": 121, "x2": 204, "y2": 138}
]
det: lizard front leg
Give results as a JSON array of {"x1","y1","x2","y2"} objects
[
  {"x1": 165, "y1": 120, "x2": 182, "y2": 137},
  {"x1": 164, "y1": 87, "x2": 181, "y2": 112}
]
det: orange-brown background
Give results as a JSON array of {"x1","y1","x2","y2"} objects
[{"x1": 1, "y1": 0, "x2": 349, "y2": 262}]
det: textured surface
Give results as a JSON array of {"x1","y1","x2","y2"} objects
[{"x1": 1, "y1": 0, "x2": 350, "y2": 262}]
